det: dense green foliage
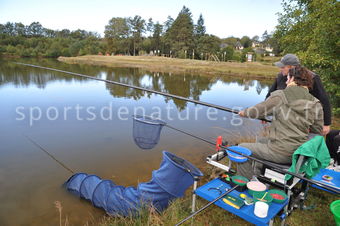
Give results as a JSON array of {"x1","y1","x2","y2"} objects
[
  {"x1": 274, "y1": 0, "x2": 340, "y2": 114},
  {"x1": 0, "y1": 22, "x2": 105, "y2": 57}
]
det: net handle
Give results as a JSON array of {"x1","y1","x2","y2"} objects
[{"x1": 133, "y1": 115, "x2": 167, "y2": 126}]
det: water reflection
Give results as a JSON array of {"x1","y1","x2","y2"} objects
[
  {"x1": 0, "y1": 59, "x2": 271, "y2": 112},
  {"x1": 0, "y1": 58, "x2": 275, "y2": 225}
]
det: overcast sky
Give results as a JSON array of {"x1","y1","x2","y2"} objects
[{"x1": 0, "y1": 0, "x2": 283, "y2": 38}]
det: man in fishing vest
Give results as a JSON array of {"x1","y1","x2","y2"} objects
[
  {"x1": 265, "y1": 54, "x2": 331, "y2": 136},
  {"x1": 237, "y1": 66, "x2": 324, "y2": 179}
]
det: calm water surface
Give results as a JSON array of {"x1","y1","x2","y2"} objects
[{"x1": 0, "y1": 58, "x2": 271, "y2": 225}]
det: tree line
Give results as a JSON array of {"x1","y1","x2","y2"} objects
[
  {"x1": 94, "y1": 6, "x2": 278, "y2": 60},
  {"x1": 0, "y1": 6, "x2": 276, "y2": 61},
  {"x1": 0, "y1": 21, "x2": 104, "y2": 57}
]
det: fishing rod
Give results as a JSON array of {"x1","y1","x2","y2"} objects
[
  {"x1": 224, "y1": 145, "x2": 339, "y2": 194},
  {"x1": 24, "y1": 134, "x2": 75, "y2": 174},
  {"x1": 176, "y1": 126, "x2": 339, "y2": 194},
  {"x1": 175, "y1": 185, "x2": 239, "y2": 226},
  {"x1": 138, "y1": 115, "x2": 339, "y2": 194},
  {"x1": 16, "y1": 63, "x2": 338, "y2": 192},
  {"x1": 14, "y1": 62, "x2": 271, "y2": 122}
]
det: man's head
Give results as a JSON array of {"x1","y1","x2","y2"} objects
[{"x1": 274, "y1": 54, "x2": 300, "y2": 76}]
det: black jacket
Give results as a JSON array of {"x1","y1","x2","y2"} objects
[{"x1": 266, "y1": 72, "x2": 332, "y2": 126}]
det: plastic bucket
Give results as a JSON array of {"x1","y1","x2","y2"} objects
[
  {"x1": 226, "y1": 146, "x2": 252, "y2": 163},
  {"x1": 254, "y1": 201, "x2": 269, "y2": 218},
  {"x1": 330, "y1": 200, "x2": 340, "y2": 226},
  {"x1": 247, "y1": 181, "x2": 266, "y2": 197}
]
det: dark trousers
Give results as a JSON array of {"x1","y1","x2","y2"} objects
[{"x1": 326, "y1": 130, "x2": 340, "y2": 164}]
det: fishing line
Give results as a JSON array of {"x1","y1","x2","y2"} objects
[
  {"x1": 24, "y1": 134, "x2": 75, "y2": 174},
  {"x1": 13, "y1": 62, "x2": 271, "y2": 122},
  {"x1": 134, "y1": 115, "x2": 340, "y2": 194},
  {"x1": 16, "y1": 63, "x2": 337, "y2": 193},
  {"x1": 165, "y1": 124, "x2": 215, "y2": 145}
]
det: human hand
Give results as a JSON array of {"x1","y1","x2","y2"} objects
[
  {"x1": 238, "y1": 110, "x2": 245, "y2": 117},
  {"x1": 322, "y1": 125, "x2": 331, "y2": 136}
]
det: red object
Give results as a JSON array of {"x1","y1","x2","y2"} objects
[
  {"x1": 234, "y1": 179, "x2": 246, "y2": 183},
  {"x1": 270, "y1": 193, "x2": 285, "y2": 200},
  {"x1": 216, "y1": 136, "x2": 222, "y2": 151}
]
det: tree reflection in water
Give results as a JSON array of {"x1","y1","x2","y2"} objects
[{"x1": 0, "y1": 59, "x2": 271, "y2": 111}]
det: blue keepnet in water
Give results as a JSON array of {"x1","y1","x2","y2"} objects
[{"x1": 64, "y1": 151, "x2": 203, "y2": 216}]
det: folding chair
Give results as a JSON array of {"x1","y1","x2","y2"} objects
[{"x1": 257, "y1": 154, "x2": 309, "y2": 225}]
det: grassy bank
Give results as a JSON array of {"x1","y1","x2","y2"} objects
[
  {"x1": 55, "y1": 119, "x2": 339, "y2": 225},
  {"x1": 97, "y1": 166, "x2": 337, "y2": 226},
  {"x1": 58, "y1": 55, "x2": 279, "y2": 78},
  {"x1": 100, "y1": 119, "x2": 339, "y2": 226}
]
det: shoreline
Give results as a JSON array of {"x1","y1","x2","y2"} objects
[{"x1": 58, "y1": 55, "x2": 279, "y2": 79}]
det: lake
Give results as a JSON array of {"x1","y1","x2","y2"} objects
[{"x1": 0, "y1": 58, "x2": 272, "y2": 225}]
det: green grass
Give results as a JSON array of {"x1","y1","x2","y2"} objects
[{"x1": 58, "y1": 55, "x2": 279, "y2": 79}]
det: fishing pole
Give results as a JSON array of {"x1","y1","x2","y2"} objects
[
  {"x1": 13, "y1": 62, "x2": 271, "y2": 122},
  {"x1": 178, "y1": 127, "x2": 339, "y2": 194},
  {"x1": 139, "y1": 116, "x2": 339, "y2": 194},
  {"x1": 175, "y1": 185, "x2": 239, "y2": 226},
  {"x1": 224, "y1": 146, "x2": 339, "y2": 194},
  {"x1": 16, "y1": 63, "x2": 338, "y2": 192},
  {"x1": 24, "y1": 134, "x2": 75, "y2": 174}
]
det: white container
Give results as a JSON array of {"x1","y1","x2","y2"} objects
[{"x1": 254, "y1": 201, "x2": 269, "y2": 218}]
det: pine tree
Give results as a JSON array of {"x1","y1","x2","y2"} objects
[
  {"x1": 195, "y1": 14, "x2": 206, "y2": 37},
  {"x1": 165, "y1": 6, "x2": 194, "y2": 58},
  {"x1": 128, "y1": 15, "x2": 145, "y2": 56},
  {"x1": 152, "y1": 22, "x2": 163, "y2": 53}
]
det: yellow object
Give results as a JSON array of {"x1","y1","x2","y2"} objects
[
  {"x1": 223, "y1": 198, "x2": 241, "y2": 209},
  {"x1": 240, "y1": 193, "x2": 247, "y2": 199},
  {"x1": 260, "y1": 192, "x2": 268, "y2": 201}
]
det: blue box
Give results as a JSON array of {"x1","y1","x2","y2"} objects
[
  {"x1": 195, "y1": 178, "x2": 288, "y2": 226},
  {"x1": 311, "y1": 168, "x2": 340, "y2": 194}
]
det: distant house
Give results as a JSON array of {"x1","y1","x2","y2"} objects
[
  {"x1": 264, "y1": 44, "x2": 273, "y2": 52},
  {"x1": 251, "y1": 42, "x2": 274, "y2": 56},
  {"x1": 235, "y1": 41, "x2": 243, "y2": 50},
  {"x1": 252, "y1": 41, "x2": 261, "y2": 48}
]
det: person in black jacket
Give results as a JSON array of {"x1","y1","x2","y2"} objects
[
  {"x1": 266, "y1": 54, "x2": 332, "y2": 135},
  {"x1": 326, "y1": 130, "x2": 340, "y2": 168}
]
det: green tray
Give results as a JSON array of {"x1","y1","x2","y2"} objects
[
  {"x1": 231, "y1": 175, "x2": 249, "y2": 186},
  {"x1": 253, "y1": 191, "x2": 273, "y2": 204},
  {"x1": 268, "y1": 189, "x2": 287, "y2": 203}
]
